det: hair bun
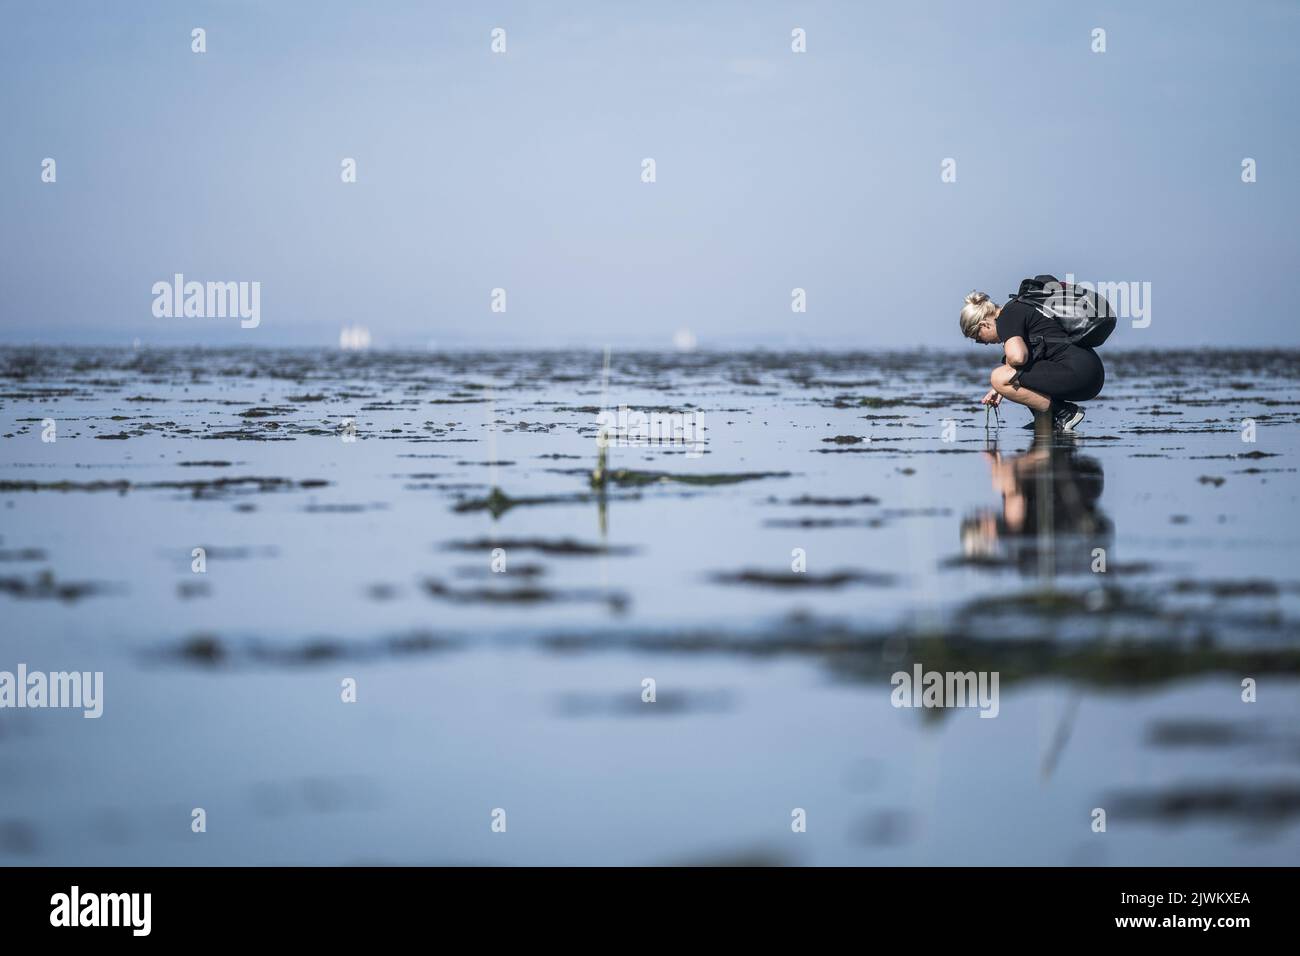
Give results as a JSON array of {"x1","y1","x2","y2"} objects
[{"x1": 965, "y1": 291, "x2": 989, "y2": 306}]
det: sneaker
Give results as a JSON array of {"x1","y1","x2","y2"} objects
[{"x1": 1053, "y1": 401, "x2": 1085, "y2": 432}]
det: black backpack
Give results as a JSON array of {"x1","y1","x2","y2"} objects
[{"x1": 1011, "y1": 275, "x2": 1117, "y2": 349}]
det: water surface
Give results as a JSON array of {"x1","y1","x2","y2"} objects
[{"x1": 2, "y1": 347, "x2": 1298, "y2": 864}]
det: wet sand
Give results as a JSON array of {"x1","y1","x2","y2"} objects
[{"x1": 1, "y1": 346, "x2": 1298, "y2": 864}]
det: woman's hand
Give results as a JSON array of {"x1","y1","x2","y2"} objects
[{"x1": 981, "y1": 388, "x2": 1001, "y2": 406}]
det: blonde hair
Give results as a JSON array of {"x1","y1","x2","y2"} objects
[{"x1": 959, "y1": 291, "x2": 997, "y2": 339}]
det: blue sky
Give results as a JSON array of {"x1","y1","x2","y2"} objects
[{"x1": 2, "y1": 0, "x2": 1297, "y2": 348}]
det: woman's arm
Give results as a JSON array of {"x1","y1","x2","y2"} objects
[{"x1": 1002, "y1": 335, "x2": 1029, "y2": 367}]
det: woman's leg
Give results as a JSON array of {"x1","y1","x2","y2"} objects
[
  {"x1": 1017, "y1": 347, "x2": 1104, "y2": 403},
  {"x1": 991, "y1": 365, "x2": 1052, "y2": 412}
]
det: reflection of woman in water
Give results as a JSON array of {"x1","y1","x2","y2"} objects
[
  {"x1": 959, "y1": 291, "x2": 1105, "y2": 432},
  {"x1": 960, "y1": 437, "x2": 1112, "y2": 574}
]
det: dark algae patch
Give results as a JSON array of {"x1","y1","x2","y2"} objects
[
  {"x1": 711, "y1": 569, "x2": 897, "y2": 588},
  {"x1": 423, "y1": 578, "x2": 628, "y2": 611},
  {"x1": 784, "y1": 494, "x2": 881, "y2": 506},
  {"x1": 596, "y1": 469, "x2": 790, "y2": 488},
  {"x1": 0, "y1": 570, "x2": 116, "y2": 602},
  {"x1": 0, "y1": 476, "x2": 329, "y2": 495},
  {"x1": 442, "y1": 538, "x2": 636, "y2": 556}
]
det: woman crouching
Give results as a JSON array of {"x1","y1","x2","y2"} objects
[{"x1": 959, "y1": 290, "x2": 1104, "y2": 432}]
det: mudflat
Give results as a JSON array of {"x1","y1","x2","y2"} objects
[{"x1": 1, "y1": 346, "x2": 1297, "y2": 865}]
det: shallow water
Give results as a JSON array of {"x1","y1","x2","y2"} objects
[{"x1": 1, "y1": 347, "x2": 1298, "y2": 865}]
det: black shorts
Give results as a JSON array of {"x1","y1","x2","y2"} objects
[{"x1": 1016, "y1": 345, "x2": 1105, "y2": 403}]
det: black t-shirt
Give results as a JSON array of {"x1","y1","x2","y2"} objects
[{"x1": 996, "y1": 299, "x2": 1068, "y2": 360}]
